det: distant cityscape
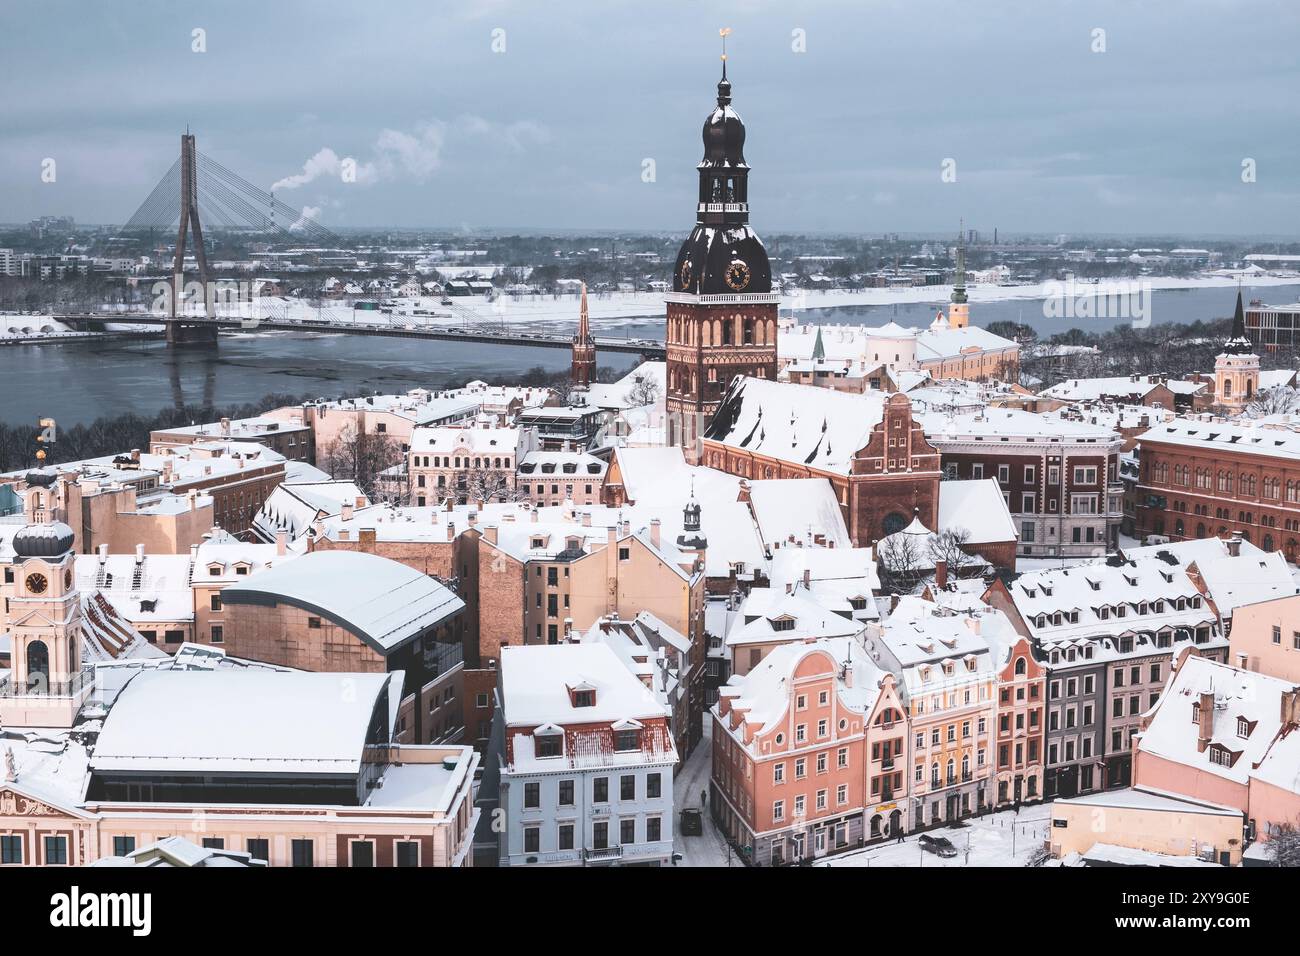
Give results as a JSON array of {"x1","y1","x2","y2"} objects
[{"x1": 0, "y1": 10, "x2": 1297, "y2": 900}]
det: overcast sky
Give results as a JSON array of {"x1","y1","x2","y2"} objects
[{"x1": 3, "y1": 0, "x2": 1298, "y2": 235}]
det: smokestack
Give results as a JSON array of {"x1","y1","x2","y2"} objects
[{"x1": 1197, "y1": 691, "x2": 1215, "y2": 752}]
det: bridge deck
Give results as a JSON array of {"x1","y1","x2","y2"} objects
[{"x1": 47, "y1": 312, "x2": 666, "y2": 357}]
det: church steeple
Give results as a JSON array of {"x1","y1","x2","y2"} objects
[
  {"x1": 570, "y1": 282, "x2": 596, "y2": 389},
  {"x1": 1223, "y1": 287, "x2": 1253, "y2": 354},
  {"x1": 665, "y1": 33, "x2": 779, "y2": 461},
  {"x1": 947, "y1": 221, "x2": 970, "y2": 328},
  {"x1": 1214, "y1": 285, "x2": 1259, "y2": 411},
  {"x1": 951, "y1": 221, "x2": 968, "y2": 305}
]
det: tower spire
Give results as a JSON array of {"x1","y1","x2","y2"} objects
[
  {"x1": 570, "y1": 281, "x2": 596, "y2": 389},
  {"x1": 718, "y1": 27, "x2": 732, "y2": 103},
  {"x1": 951, "y1": 219, "x2": 967, "y2": 305}
]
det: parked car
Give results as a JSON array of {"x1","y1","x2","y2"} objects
[
  {"x1": 919, "y1": 834, "x2": 958, "y2": 858},
  {"x1": 679, "y1": 808, "x2": 703, "y2": 836}
]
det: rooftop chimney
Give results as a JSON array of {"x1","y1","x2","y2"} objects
[
  {"x1": 135, "y1": 543, "x2": 144, "y2": 562},
  {"x1": 802, "y1": 567, "x2": 812, "y2": 590},
  {"x1": 1226, "y1": 533, "x2": 1242, "y2": 558},
  {"x1": 341, "y1": 502, "x2": 354, "y2": 521},
  {"x1": 275, "y1": 529, "x2": 288, "y2": 556},
  {"x1": 97, "y1": 543, "x2": 108, "y2": 561},
  {"x1": 650, "y1": 518, "x2": 661, "y2": 549},
  {"x1": 935, "y1": 559, "x2": 949, "y2": 591},
  {"x1": 1197, "y1": 691, "x2": 1215, "y2": 752}
]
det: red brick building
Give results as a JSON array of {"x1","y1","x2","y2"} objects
[
  {"x1": 1133, "y1": 417, "x2": 1300, "y2": 561},
  {"x1": 664, "y1": 63, "x2": 779, "y2": 457},
  {"x1": 701, "y1": 378, "x2": 940, "y2": 547}
]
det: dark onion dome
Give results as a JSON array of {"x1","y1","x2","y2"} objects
[
  {"x1": 702, "y1": 75, "x2": 746, "y2": 168},
  {"x1": 12, "y1": 520, "x2": 75, "y2": 559},
  {"x1": 672, "y1": 64, "x2": 772, "y2": 296},
  {"x1": 24, "y1": 470, "x2": 57, "y2": 488}
]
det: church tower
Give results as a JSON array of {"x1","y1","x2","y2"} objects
[
  {"x1": 0, "y1": 482, "x2": 85, "y2": 729},
  {"x1": 1214, "y1": 289, "x2": 1259, "y2": 411},
  {"x1": 948, "y1": 225, "x2": 970, "y2": 329},
  {"x1": 570, "y1": 282, "x2": 596, "y2": 390},
  {"x1": 665, "y1": 45, "x2": 779, "y2": 461}
]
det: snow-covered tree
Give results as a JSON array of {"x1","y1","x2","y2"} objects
[
  {"x1": 1267, "y1": 821, "x2": 1300, "y2": 867},
  {"x1": 928, "y1": 527, "x2": 977, "y2": 577}
]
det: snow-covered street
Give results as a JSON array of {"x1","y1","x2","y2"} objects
[
  {"x1": 672, "y1": 732, "x2": 741, "y2": 868},
  {"x1": 818, "y1": 809, "x2": 1051, "y2": 868}
]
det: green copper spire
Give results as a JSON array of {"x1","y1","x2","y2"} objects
[
  {"x1": 951, "y1": 221, "x2": 967, "y2": 305},
  {"x1": 812, "y1": 324, "x2": 825, "y2": 361}
]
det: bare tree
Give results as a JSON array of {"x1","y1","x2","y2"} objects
[
  {"x1": 878, "y1": 532, "x2": 925, "y2": 594},
  {"x1": 458, "y1": 466, "x2": 528, "y2": 505},
  {"x1": 624, "y1": 373, "x2": 661, "y2": 408},
  {"x1": 319, "y1": 421, "x2": 405, "y2": 502},
  {"x1": 928, "y1": 527, "x2": 978, "y2": 578},
  {"x1": 1243, "y1": 385, "x2": 1300, "y2": 419}
]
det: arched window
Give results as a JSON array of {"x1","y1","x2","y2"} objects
[
  {"x1": 1014, "y1": 657, "x2": 1027, "y2": 676},
  {"x1": 26, "y1": 640, "x2": 49, "y2": 689}
]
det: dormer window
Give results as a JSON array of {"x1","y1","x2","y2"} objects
[
  {"x1": 919, "y1": 667, "x2": 931, "y2": 683},
  {"x1": 207, "y1": 564, "x2": 223, "y2": 576},
  {"x1": 770, "y1": 616, "x2": 795, "y2": 632},
  {"x1": 1237, "y1": 717, "x2": 1253, "y2": 739},
  {"x1": 574, "y1": 690, "x2": 595, "y2": 708},
  {"x1": 535, "y1": 726, "x2": 563, "y2": 758},
  {"x1": 1191, "y1": 702, "x2": 1200, "y2": 723},
  {"x1": 234, "y1": 564, "x2": 249, "y2": 575},
  {"x1": 614, "y1": 729, "x2": 640, "y2": 752}
]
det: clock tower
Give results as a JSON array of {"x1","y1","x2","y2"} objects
[
  {"x1": 1, "y1": 487, "x2": 86, "y2": 729},
  {"x1": 665, "y1": 53, "x2": 779, "y2": 461}
]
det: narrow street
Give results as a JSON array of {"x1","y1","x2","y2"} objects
[{"x1": 671, "y1": 731, "x2": 737, "y2": 868}]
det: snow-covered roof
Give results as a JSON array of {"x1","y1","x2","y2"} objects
[
  {"x1": 252, "y1": 480, "x2": 368, "y2": 542},
  {"x1": 922, "y1": 407, "x2": 1119, "y2": 444},
  {"x1": 716, "y1": 637, "x2": 885, "y2": 741},
  {"x1": 865, "y1": 601, "x2": 1012, "y2": 697},
  {"x1": 704, "y1": 376, "x2": 888, "y2": 476},
  {"x1": 221, "y1": 551, "x2": 463, "y2": 654},
  {"x1": 726, "y1": 587, "x2": 865, "y2": 648},
  {"x1": 748, "y1": 478, "x2": 851, "y2": 550},
  {"x1": 938, "y1": 478, "x2": 1017, "y2": 544},
  {"x1": 411, "y1": 425, "x2": 522, "y2": 454},
  {"x1": 1121, "y1": 536, "x2": 1266, "y2": 566},
  {"x1": 91, "y1": 669, "x2": 397, "y2": 776},
  {"x1": 1137, "y1": 417, "x2": 1300, "y2": 461},
  {"x1": 1137, "y1": 655, "x2": 1295, "y2": 786},
  {"x1": 1003, "y1": 556, "x2": 1216, "y2": 655},
  {"x1": 499, "y1": 643, "x2": 669, "y2": 728},
  {"x1": 73, "y1": 553, "x2": 195, "y2": 623},
  {"x1": 1055, "y1": 785, "x2": 1240, "y2": 816},
  {"x1": 1040, "y1": 375, "x2": 1172, "y2": 402},
  {"x1": 1193, "y1": 551, "x2": 1298, "y2": 619}
]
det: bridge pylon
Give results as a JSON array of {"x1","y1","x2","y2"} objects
[{"x1": 167, "y1": 132, "x2": 218, "y2": 346}]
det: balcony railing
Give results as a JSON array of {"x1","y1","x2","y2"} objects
[
  {"x1": 583, "y1": 845, "x2": 624, "y2": 863},
  {"x1": 0, "y1": 665, "x2": 94, "y2": 699}
]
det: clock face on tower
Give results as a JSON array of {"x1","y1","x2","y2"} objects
[
  {"x1": 725, "y1": 259, "x2": 751, "y2": 291},
  {"x1": 26, "y1": 573, "x2": 48, "y2": 595},
  {"x1": 678, "y1": 260, "x2": 693, "y2": 291}
]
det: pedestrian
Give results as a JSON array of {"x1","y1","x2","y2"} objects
[{"x1": 701, "y1": 788, "x2": 707, "y2": 809}]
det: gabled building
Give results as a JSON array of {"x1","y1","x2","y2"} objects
[
  {"x1": 863, "y1": 598, "x2": 1009, "y2": 826},
  {"x1": 486, "y1": 643, "x2": 678, "y2": 867},
  {"x1": 702, "y1": 376, "x2": 941, "y2": 547},
  {"x1": 1134, "y1": 649, "x2": 1300, "y2": 844},
  {"x1": 712, "y1": 637, "x2": 901, "y2": 864},
  {"x1": 987, "y1": 558, "x2": 1228, "y2": 797}
]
